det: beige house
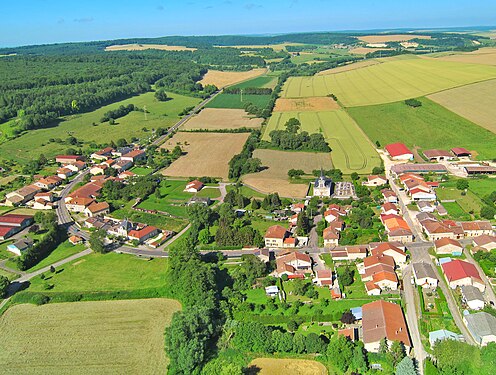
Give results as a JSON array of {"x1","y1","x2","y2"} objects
[
  {"x1": 363, "y1": 175, "x2": 387, "y2": 187},
  {"x1": 264, "y1": 225, "x2": 289, "y2": 248},
  {"x1": 442, "y1": 260, "x2": 485, "y2": 292},
  {"x1": 472, "y1": 235, "x2": 496, "y2": 251},
  {"x1": 434, "y1": 238, "x2": 464, "y2": 255}
]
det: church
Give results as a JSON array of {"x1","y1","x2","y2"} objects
[{"x1": 313, "y1": 169, "x2": 333, "y2": 197}]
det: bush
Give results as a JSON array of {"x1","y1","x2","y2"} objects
[
  {"x1": 404, "y1": 98, "x2": 422, "y2": 107},
  {"x1": 33, "y1": 294, "x2": 50, "y2": 305}
]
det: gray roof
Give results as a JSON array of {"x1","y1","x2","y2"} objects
[
  {"x1": 416, "y1": 212, "x2": 437, "y2": 222},
  {"x1": 461, "y1": 285, "x2": 484, "y2": 302},
  {"x1": 412, "y1": 262, "x2": 437, "y2": 280},
  {"x1": 464, "y1": 312, "x2": 496, "y2": 337},
  {"x1": 391, "y1": 163, "x2": 447, "y2": 174},
  {"x1": 13, "y1": 238, "x2": 34, "y2": 251}
]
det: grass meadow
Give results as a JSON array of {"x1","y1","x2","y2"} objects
[
  {"x1": 282, "y1": 57, "x2": 496, "y2": 107},
  {"x1": 0, "y1": 91, "x2": 201, "y2": 162},
  {"x1": 206, "y1": 93, "x2": 272, "y2": 109},
  {"x1": 348, "y1": 97, "x2": 496, "y2": 160},
  {"x1": 264, "y1": 110, "x2": 381, "y2": 173},
  {"x1": 0, "y1": 299, "x2": 180, "y2": 374}
]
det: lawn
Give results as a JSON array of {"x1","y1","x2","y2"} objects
[
  {"x1": 468, "y1": 178, "x2": 496, "y2": 199},
  {"x1": 0, "y1": 91, "x2": 201, "y2": 162},
  {"x1": 290, "y1": 52, "x2": 330, "y2": 65},
  {"x1": 226, "y1": 184, "x2": 266, "y2": 199},
  {"x1": 206, "y1": 93, "x2": 272, "y2": 109},
  {"x1": 282, "y1": 57, "x2": 496, "y2": 107},
  {"x1": 348, "y1": 97, "x2": 496, "y2": 160},
  {"x1": 27, "y1": 252, "x2": 168, "y2": 293},
  {"x1": 130, "y1": 166, "x2": 153, "y2": 176},
  {"x1": 264, "y1": 110, "x2": 381, "y2": 174},
  {"x1": 437, "y1": 181, "x2": 484, "y2": 219},
  {"x1": 0, "y1": 299, "x2": 180, "y2": 374},
  {"x1": 250, "y1": 218, "x2": 289, "y2": 235},
  {"x1": 112, "y1": 206, "x2": 188, "y2": 232},
  {"x1": 26, "y1": 241, "x2": 86, "y2": 273},
  {"x1": 441, "y1": 202, "x2": 471, "y2": 220}
]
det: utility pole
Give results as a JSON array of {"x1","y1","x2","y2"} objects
[{"x1": 240, "y1": 89, "x2": 243, "y2": 103}]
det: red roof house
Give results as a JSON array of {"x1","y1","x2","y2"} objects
[{"x1": 442, "y1": 260, "x2": 484, "y2": 292}]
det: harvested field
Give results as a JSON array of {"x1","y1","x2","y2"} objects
[
  {"x1": 423, "y1": 47, "x2": 496, "y2": 65},
  {"x1": 0, "y1": 299, "x2": 181, "y2": 375},
  {"x1": 281, "y1": 58, "x2": 496, "y2": 107},
  {"x1": 273, "y1": 97, "x2": 340, "y2": 112},
  {"x1": 183, "y1": 108, "x2": 263, "y2": 130},
  {"x1": 317, "y1": 59, "x2": 381, "y2": 75},
  {"x1": 248, "y1": 358, "x2": 328, "y2": 375},
  {"x1": 105, "y1": 43, "x2": 196, "y2": 51},
  {"x1": 263, "y1": 111, "x2": 380, "y2": 174},
  {"x1": 243, "y1": 149, "x2": 332, "y2": 198},
  {"x1": 357, "y1": 34, "x2": 431, "y2": 43},
  {"x1": 350, "y1": 47, "x2": 392, "y2": 55},
  {"x1": 200, "y1": 68, "x2": 267, "y2": 88},
  {"x1": 161, "y1": 132, "x2": 249, "y2": 180},
  {"x1": 428, "y1": 79, "x2": 496, "y2": 134}
]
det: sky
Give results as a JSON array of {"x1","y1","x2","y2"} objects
[{"x1": 1, "y1": 0, "x2": 496, "y2": 47}]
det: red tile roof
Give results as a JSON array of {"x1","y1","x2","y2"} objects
[
  {"x1": 435, "y1": 238, "x2": 462, "y2": 249},
  {"x1": 442, "y1": 260, "x2": 482, "y2": 283},
  {"x1": 385, "y1": 143, "x2": 413, "y2": 157},
  {"x1": 265, "y1": 225, "x2": 287, "y2": 239},
  {"x1": 128, "y1": 225, "x2": 158, "y2": 240},
  {"x1": 186, "y1": 180, "x2": 204, "y2": 191},
  {"x1": 0, "y1": 214, "x2": 33, "y2": 225},
  {"x1": 0, "y1": 226, "x2": 16, "y2": 237},
  {"x1": 451, "y1": 147, "x2": 471, "y2": 156}
]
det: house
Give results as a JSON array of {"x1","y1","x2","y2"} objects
[
  {"x1": 66, "y1": 197, "x2": 95, "y2": 213},
  {"x1": 385, "y1": 143, "x2": 414, "y2": 160},
  {"x1": 451, "y1": 147, "x2": 471, "y2": 158},
  {"x1": 34, "y1": 175, "x2": 63, "y2": 190},
  {"x1": 291, "y1": 203, "x2": 305, "y2": 213},
  {"x1": 264, "y1": 225, "x2": 289, "y2": 248},
  {"x1": 6, "y1": 238, "x2": 34, "y2": 256},
  {"x1": 381, "y1": 202, "x2": 399, "y2": 216},
  {"x1": 313, "y1": 269, "x2": 333, "y2": 286},
  {"x1": 472, "y1": 235, "x2": 496, "y2": 251},
  {"x1": 313, "y1": 170, "x2": 332, "y2": 197},
  {"x1": 57, "y1": 167, "x2": 76, "y2": 179},
  {"x1": 423, "y1": 149, "x2": 455, "y2": 162},
  {"x1": 370, "y1": 243, "x2": 407, "y2": 267},
  {"x1": 69, "y1": 235, "x2": 84, "y2": 245},
  {"x1": 283, "y1": 237, "x2": 297, "y2": 248},
  {"x1": 66, "y1": 182, "x2": 102, "y2": 202},
  {"x1": 441, "y1": 259, "x2": 485, "y2": 292},
  {"x1": 345, "y1": 245, "x2": 368, "y2": 260},
  {"x1": 417, "y1": 201, "x2": 435, "y2": 213},
  {"x1": 265, "y1": 285, "x2": 279, "y2": 297},
  {"x1": 275, "y1": 251, "x2": 312, "y2": 278},
  {"x1": 118, "y1": 171, "x2": 137, "y2": 180},
  {"x1": 382, "y1": 215, "x2": 413, "y2": 243},
  {"x1": 71, "y1": 160, "x2": 87, "y2": 171},
  {"x1": 187, "y1": 197, "x2": 211, "y2": 206},
  {"x1": 5, "y1": 185, "x2": 42, "y2": 206},
  {"x1": 429, "y1": 330, "x2": 463, "y2": 348},
  {"x1": 84, "y1": 201, "x2": 110, "y2": 217},
  {"x1": 55, "y1": 155, "x2": 84, "y2": 164},
  {"x1": 331, "y1": 286, "x2": 342, "y2": 299},
  {"x1": 381, "y1": 189, "x2": 398, "y2": 203},
  {"x1": 102, "y1": 159, "x2": 116, "y2": 168},
  {"x1": 324, "y1": 208, "x2": 341, "y2": 223},
  {"x1": 254, "y1": 249, "x2": 273, "y2": 263},
  {"x1": 420, "y1": 220, "x2": 461, "y2": 241},
  {"x1": 121, "y1": 149, "x2": 146, "y2": 163},
  {"x1": 90, "y1": 164, "x2": 108, "y2": 175},
  {"x1": 34, "y1": 192, "x2": 54, "y2": 202},
  {"x1": 435, "y1": 238, "x2": 464, "y2": 256},
  {"x1": 128, "y1": 225, "x2": 160, "y2": 243},
  {"x1": 184, "y1": 180, "x2": 204, "y2": 193},
  {"x1": 409, "y1": 188, "x2": 437, "y2": 201},
  {"x1": 112, "y1": 159, "x2": 134, "y2": 172},
  {"x1": 91, "y1": 147, "x2": 114, "y2": 161},
  {"x1": 33, "y1": 198, "x2": 57, "y2": 210},
  {"x1": 363, "y1": 175, "x2": 387, "y2": 187},
  {"x1": 463, "y1": 312, "x2": 496, "y2": 346},
  {"x1": 460, "y1": 221, "x2": 493, "y2": 237},
  {"x1": 112, "y1": 146, "x2": 134, "y2": 157},
  {"x1": 461, "y1": 285, "x2": 485, "y2": 310},
  {"x1": 437, "y1": 204, "x2": 448, "y2": 216},
  {"x1": 412, "y1": 262, "x2": 438, "y2": 288},
  {"x1": 362, "y1": 300, "x2": 411, "y2": 353}
]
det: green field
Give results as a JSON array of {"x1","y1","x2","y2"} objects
[
  {"x1": 27, "y1": 252, "x2": 168, "y2": 293},
  {"x1": 468, "y1": 178, "x2": 496, "y2": 199},
  {"x1": 437, "y1": 181, "x2": 483, "y2": 219},
  {"x1": 130, "y1": 166, "x2": 153, "y2": 176},
  {"x1": 281, "y1": 58, "x2": 496, "y2": 107},
  {"x1": 137, "y1": 179, "x2": 194, "y2": 217},
  {"x1": 0, "y1": 91, "x2": 201, "y2": 162},
  {"x1": 0, "y1": 299, "x2": 180, "y2": 374},
  {"x1": 27, "y1": 241, "x2": 86, "y2": 272},
  {"x1": 206, "y1": 93, "x2": 272, "y2": 109},
  {"x1": 264, "y1": 110, "x2": 381, "y2": 173},
  {"x1": 348, "y1": 98, "x2": 496, "y2": 160},
  {"x1": 290, "y1": 53, "x2": 329, "y2": 65},
  {"x1": 230, "y1": 76, "x2": 277, "y2": 89}
]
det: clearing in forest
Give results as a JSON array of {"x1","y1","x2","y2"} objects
[
  {"x1": 161, "y1": 132, "x2": 250, "y2": 180},
  {"x1": 0, "y1": 299, "x2": 181, "y2": 375},
  {"x1": 199, "y1": 68, "x2": 267, "y2": 88},
  {"x1": 182, "y1": 108, "x2": 263, "y2": 130}
]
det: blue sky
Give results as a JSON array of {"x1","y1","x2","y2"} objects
[{"x1": 2, "y1": 0, "x2": 495, "y2": 47}]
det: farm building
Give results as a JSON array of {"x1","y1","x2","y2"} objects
[
  {"x1": 184, "y1": 180, "x2": 204, "y2": 193},
  {"x1": 412, "y1": 262, "x2": 438, "y2": 288},
  {"x1": 55, "y1": 155, "x2": 85, "y2": 164},
  {"x1": 0, "y1": 214, "x2": 34, "y2": 229},
  {"x1": 463, "y1": 312, "x2": 496, "y2": 346},
  {"x1": 472, "y1": 235, "x2": 496, "y2": 251},
  {"x1": 362, "y1": 300, "x2": 411, "y2": 353},
  {"x1": 441, "y1": 259, "x2": 485, "y2": 292},
  {"x1": 121, "y1": 149, "x2": 146, "y2": 163},
  {"x1": 461, "y1": 285, "x2": 485, "y2": 310},
  {"x1": 128, "y1": 225, "x2": 160, "y2": 243},
  {"x1": 5, "y1": 185, "x2": 42, "y2": 206},
  {"x1": 390, "y1": 164, "x2": 447, "y2": 176},
  {"x1": 423, "y1": 149, "x2": 455, "y2": 162},
  {"x1": 434, "y1": 238, "x2": 464, "y2": 256},
  {"x1": 451, "y1": 147, "x2": 472, "y2": 158},
  {"x1": 464, "y1": 166, "x2": 496, "y2": 175},
  {"x1": 384, "y1": 143, "x2": 413, "y2": 161}
]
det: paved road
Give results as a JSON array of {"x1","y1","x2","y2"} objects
[{"x1": 463, "y1": 248, "x2": 496, "y2": 304}]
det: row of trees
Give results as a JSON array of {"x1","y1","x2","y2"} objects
[
  {"x1": 223, "y1": 87, "x2": 272, "y2": 95},
  {"x1": 100, "y1": 104, "x2": 137, "y2": 123},
  {"x1": 228, "y1": 130, "x2": 262, "y2": 179}
]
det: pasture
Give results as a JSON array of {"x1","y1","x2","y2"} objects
[
  {"x1": 161, "y1": 132, "x2": 250, "y2": 180},
  {"x1": 349, "y1": 47, "x2": 392, "y2": 55},
  {"x1": 183, "y1": 108, "x2": 263, "y2": 130},
  {"x1": 229, "y1": 76, "x2": 278, "y2": 89},
  {"x1": 273, "y1": 97, "x2": 339, "y2": 112},
  {"x1": 428, "y1": 79, "x2": 496, "y2": 133},
  {"x1": 199, "y1": 68, "x2": 267, "y2": 88},
  {"x1": 105, "y1": 43, "x2": 196, "y2": 51},
  {"x1": 28, "y1": 252, "x2": 168, "y2": 293},
  {"x1": 357, "y1": 34, "x2": 431, "y2": 43},
  {"x1": 0, "y1": 91, "x2": 201, "y2": 162},
  {"x1": 424, "y1": 47, "x2": 496, "y2": 66},
  {"x1": 248, "y1": 358, "x2": 327, "y2": 375},
  {"x1": 348, "y1": 97, "x2": 496, "y2": 160},
  {"x1": 317, "y1": 59, "x2": 381, "y2": 75},
  {"x1": 264, "y1": 111, "x2": 380, "y2": 173},
  {"x1": 242, "y1": 149, "x2": 333, "y2": 198},
  {"x1": 206, "y1": 93, "x2": 272, "y2": 109},
  {"x1": 290, "y1": 52, "x2": 329, "y2": 65},
  {"x1": 281, "y1": 58, "x2": 496, "y2": 107},
  {"x1": 0, "y1": 299, "x2": 180, "y2": 374}
]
